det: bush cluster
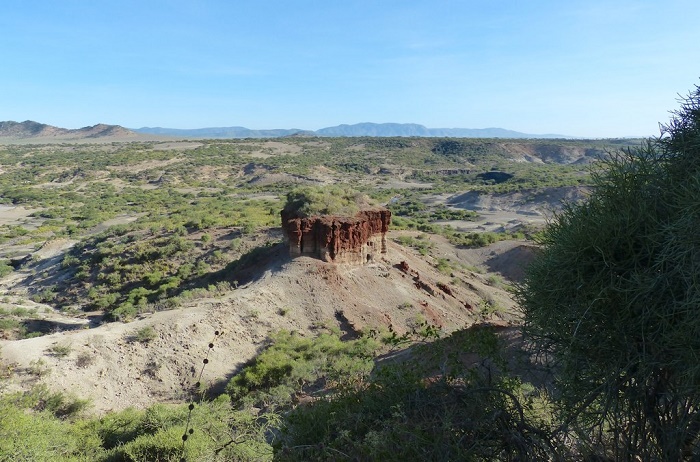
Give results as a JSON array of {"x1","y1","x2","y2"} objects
[
  {"x1": 282, "y1": 185, "x2": 374, "y2": 218},
  {"x1": 227, "y1": 329, "x2": 379, "y2": 410},
  {"x1": 519, "y1": 85, "x2": 700, "y2": 459}
]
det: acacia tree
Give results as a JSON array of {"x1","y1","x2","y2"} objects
[{"x1": 518, "y1": 84, "x2": 700, "y2": 461}]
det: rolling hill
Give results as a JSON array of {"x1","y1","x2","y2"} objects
[
  {"x1": 1, "y1": 120, "x2": 574, "y2": 140},
  {"x1": 0, "y1": 120, "x2": 137, "y2": 140}
]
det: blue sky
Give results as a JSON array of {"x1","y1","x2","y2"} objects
[{"x1": 1, "y1": 0, "x2": 699, "y2": 137}]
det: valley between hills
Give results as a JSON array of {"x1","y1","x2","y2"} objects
[{"x1": 0, "y1": 135, "x2": 638, "y2": 459}]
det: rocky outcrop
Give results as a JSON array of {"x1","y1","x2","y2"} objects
[{"x1": 281, "y1": 209, "x2": 391, "y2": 264}]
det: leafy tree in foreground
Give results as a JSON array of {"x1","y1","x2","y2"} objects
[{"x1": 518, "y1": 84, "x2": 700, "y2": 460}]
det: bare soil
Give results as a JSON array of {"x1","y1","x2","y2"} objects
[
  {"x1": 0, "y1": 205, "x2": 40, "y2": 227},
  {"x1": 0, "y1": 236, "x2": 520, "y2": 414},
  {"x1": 417, "y1": 186, "x2": 590, "y2": 233}
]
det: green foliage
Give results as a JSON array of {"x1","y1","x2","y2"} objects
[
  {"x1": 52, "y1": 219, "x2": 279, "y2": 320},
  {"x1": 276, "y1": 326, "x2": 558, "y2": 461},
  {"x1": 0, "y1": 134, "x2": 614, "y2": 330},
  {"x1": 226, "y1": 330, "x2": 379, "y2": 410},
  {"x1": 0, "y1": 305, "x2": 38, "y2": 339},
  {"x1": 518, "y1": 84, "x2": 700, "y2": 459},
  {"x1": 0, "y1": 317, "x2": 20, "y2": 331},
  {"x1": 0, "y1": 393, "x2": 276, "y2": 461},
  {"x1": 434, "y1": 257, "x2": 454, "y2": 274},
  {"x1": 0, "y1": 401, "x2": 103, "y2": 461},
  {"x1": 283, "y1": 185, "x2": 374, "y2": 217},
  {"x1": 0, "y1": 319, "x2": 568, "y2": 461},
  {"x1": 50, "y1": 343, "x2": 72, "y2": 358},
  {"x1": 440, "y1": 227, "x2": 525, "y2": 248},
  {"x1": 389, "y1": 200, "x2": 479, "y2": 222},
  {"x1": 2, "y1": 384, "x2": 90, "y2": 420},
  {"x1": 0, "y1": 260, "x2": 13, "y2": 278},
  {"x1": 132, "y1": 326, "x2": 157, "y2": 343},
  {"x1": 98, "y1": 398, "x2": 277, "y2": 461},
  {"x1": 392, "y1": 234, "x2": 434, "y2": 255},
  {"x1": 381, "y1": 319, "x2": 442, "y2": 347},
  {"x1": 28, "y1": 358, "x2": 51, "y2": 377},
  {"x1": 393, "y1": 226, "x2": 522, "y2": 252},
  {"x1": 477, "y1": 298, "x2": 504, "y2": 318},
  {"x1": 0, "y1": 122, "x2": 649, "y2": 460}
]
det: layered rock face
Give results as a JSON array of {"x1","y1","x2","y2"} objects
[{"x1": 281, "y1": 209, "x2": 391, "y2": 264}]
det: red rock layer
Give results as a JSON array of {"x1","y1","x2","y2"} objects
[{"x1": 281, "y1": 209, "x2": 391, "y2": 264}]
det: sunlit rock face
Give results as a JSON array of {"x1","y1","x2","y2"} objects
[{"x1": 281, "y1": 209, "x2": 391, "y2": 264}]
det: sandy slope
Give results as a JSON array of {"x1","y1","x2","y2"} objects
[{"x1": 0, "y1": 240, "x2": 516, "y2": 414}]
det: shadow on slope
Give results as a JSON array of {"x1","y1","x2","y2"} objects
[{"x1": 184, "y1": 240, "x2": 290, "y2": 290}]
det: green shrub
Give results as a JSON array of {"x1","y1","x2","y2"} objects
[
  {"x1": 49, "y1": 343, "x2": 72, "y2": 358},
  {"x1": 111, "y1": 302, "x2": 137, "y2": 322},
  {"x1": 3, "y1": 384, "x2": 90, "y2": 419},
  {"x1": 0, "y1": 402, "x2": 103, "y2": 460},
  {"x1": 518, "y1": 85, "x2": 700, "y2": 459},
  {"x1": 132, "y1": 326, "x2": 157, "y2": 343},
  {"x1": 28, "y1": 358, "x2": 51, "y2": 377},
  {"x1": 226, "y1": 330, "x2": 379, "y2": 410},
  {"x1": 117, "y1": 426, "x2": 191, "y2": 461},
  {"x1": 0, "y1": 260, "x2": 13, "y2": 277},
  {"x1": 393, "y1": 234, "x2": 434, "y2": 255},
  {"x1": 435, "y1": 257, "x2": 453, "y2": 274},
  {"x1": 283, "y1": 185, "x2": 374, "y2": 217},
  {"x1": 100, "y1": 398, "x2": 276, "y2": 461},
  {"x1": 0, "y1": 317, "x2": 21, "y2": 331},
  {"x1": 276, "y1": 326, "x2": 556, "y2": 461}
]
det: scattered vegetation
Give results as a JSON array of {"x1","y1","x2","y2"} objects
[
  {"x1": 0, "y1": 106, "x2": 666, "y2": 460},
  {"x1": 282, "y1": 185, "x2": 374, "y2": 217},
  {"x1": 54, "y1": 220, "x2": 279, "y2": 320},
  {"x1": 392, "y1": 234, "x2": 434, "y2": 255},
  {"x1": 0, "y1": 390, "x2": 275, "y2": 461},
  {"x1": 27, "y1": 358, "x2": 51, "y2": 377},
  {"x1": 226, "y1": 329, "x2": 380, "y2": 411},
  {"x1": 392, "y1": 226, "x2": 525, "y2": 251},
  {"x1": 0, "y1": 134, "x2": 608, "y2": 327},
  {"x1": 275, "y1": 325, "x2": 558, "y2": 461},
  {"x1": 389, "y1": 200, "x2": 479, "y2": 222},
  {"x1": 0, "y1": 306, "x2": 38, "y2": 339}
]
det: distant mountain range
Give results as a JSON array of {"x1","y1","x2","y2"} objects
[
  {"x1": 0, "y1": 120, "x2": 569, "y2": 140},
  {"x1": 134, "y1": 122, "x2": 568, "y2": 139},
  {"x1": 131, "y1": 126, "x2": 315, "y2": 139}
]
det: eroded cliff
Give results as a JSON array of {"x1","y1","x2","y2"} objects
[{"x1": 281, "y1": 209, "x2": 391, "y2": 264}]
